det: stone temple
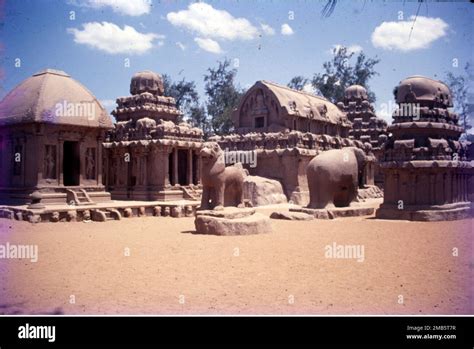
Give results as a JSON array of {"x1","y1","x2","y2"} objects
[
  {"x1": 337, "y1": 85, "x2": 388, "y2": 186},
  {"x1": 0, "y1": 69, "x2": 471, "y2": 224},
  {"x1": 211, "y1": 80, "x2": 375, "y2": 204},
  {"x1": 0, "y1": 69, "x2": 113, "y2": 206},
  {"x1": 232, "y1": 80, "x2": 352, "y2": 136},
  {"x1": 376, "y1": 76, "x2": 473, "y2": 221},
  {"x1": 103, "y1": 71, "x2": 204, "y2": 201}
]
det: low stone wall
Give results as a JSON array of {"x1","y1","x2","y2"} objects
[{"x1": 0, "y1": 201, "x2": 199, "y2": 223}]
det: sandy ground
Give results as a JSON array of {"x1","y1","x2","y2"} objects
[{"x1": 0, "y1": 206, "x2": 472, "y2": 315}]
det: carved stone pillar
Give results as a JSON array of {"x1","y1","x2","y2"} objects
[
  {"x1": 365, "y1": 161, "x2": 375, "y2": 186},
  {"x1": 97, "y1": 135, "x2": 103, "y2": 186},
  {"x1": 4, "y1": 137, "x2": 13, "y2": 186},
  {"x1": 117, "y1": 147, "x2": 128, "y2": 187},
  {"x1": 58, "y1": 138, "x2": 64, "y2": 186},
  {"x1": 452, "y1": 173, "x2": 458, "y2": 203},
  {"x1": 78, "y1": 139, "x2": 84, "y2": 185},
  {"x1": 429, "y1": 174, "x2": 435, "y2": 205},
  {"x1": 102, "y1": 147, "x2": 109, "y2": 187},
  {"x1": 148, "y1": 145, "x2": 159, "y2": 187},
  {"x1": 140, "y1": 147, "x2": 149, "y2": 187},
  {"x1": 435, "y1": 172, "x2": 444, "y2": 205},
  {"x1": 463, "y1": 174, "x2": 468, "y2": 202},
  {"x1": 163, "y1": 147, "x2": 170, "y2": 187},
  {"x1": 112, "y1": 154, "x2": 120, "y2": 186},
  {"x1": 165, "y1": 147, "x2": 173, "y2": 187},
  {"x1": 36, "y1": 134, "x2": 45, "y2": 184},
  {"x1": 173, "y1": 147, "x2": 178, "y2": 186},
  {"x1": 392, "y1": 172, "x2": 399, "y2": 205},
  {"x1": 195, "y1": 150, "x2": 201, "y2": 185},
  {"x1": 444, "y1": 172, "x2": 451, "y2": 204}
]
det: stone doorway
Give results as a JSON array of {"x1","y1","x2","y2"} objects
[
  {"x1": 63, "y1": 141, "x2": 80, "y2": 186},
  {"x1": 168, "y1": 149, "x2": 192, "y2": 186},
  {"x1": 177, "y1": 149, "x2": 188, "y2": 185}
]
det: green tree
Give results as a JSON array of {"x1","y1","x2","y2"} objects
[
  {"x1": 287, "y1": 76, "x2": 309, "y2": 91},
  {"x1": 162, "y1": 74, "x2": 209, "y2": 134},
  {"x1": 204, "y1": 59, "x2": 243, "y2": 135},
  {"x1": 189, "y1": 104, "x2": 211, "y2": 138},
  {"x1": 445, "y1": 62, "x2": 472, "y2": 139},
  {"x1": 311, "y1": 46, "x2": 380, "y2": 103}
]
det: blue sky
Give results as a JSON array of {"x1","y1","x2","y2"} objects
[{"x1": 1, "y1": 0, "x2": 473, "y2": 124}]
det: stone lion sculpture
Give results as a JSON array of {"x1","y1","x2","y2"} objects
[
  {"x1": 200, "y1": 142, "x2": 246, "y2": 210},
  {"x1": 306, "y1": 147, "x2": 370, "y2": 209}
]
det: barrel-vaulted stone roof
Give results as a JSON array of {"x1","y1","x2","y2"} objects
[{"x1": 253, "y1": 80, "x2": 348, "y2": 125}]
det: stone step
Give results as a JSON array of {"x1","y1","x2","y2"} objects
[
  {"x1": 181, "y1": 187, "x2": 202, "y2": 201},
  {"x1": 66, "y1": 189, "x2": 95, "y2": 206}
]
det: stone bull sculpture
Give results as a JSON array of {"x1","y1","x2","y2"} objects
[{"x1": 306, "y1": 147, "x2": 370, "y2": 209}]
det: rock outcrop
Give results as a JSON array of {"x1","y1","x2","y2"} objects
[
  {"x1": 194, "y1": 208, "x2": 273, "y2": 236},
  {"x1": 243, "y1": 176, "x2": 287, "y2": 206}
]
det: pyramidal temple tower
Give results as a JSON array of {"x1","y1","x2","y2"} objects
[
  {"x1": 376, "y1": 76, "x2": 473, "y2": 221},
  {"x1": 337, "y1": 85, "x2": 388, "y2": 149},
  {"x1": 337, "y1": 85, "x2": 388, "y2": 186},
  {"x1": 103, "y1": 71, "x2": 204, "y2": 201}
]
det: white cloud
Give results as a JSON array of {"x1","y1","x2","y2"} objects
[
  {"x1": 68, "y1": 22, "x2": 163, "y2": 55},
  {"x1": 176, "y1": 41, "x2": 186, "y2": 51},
  {"x1": 329, "y1": 44, "x2": 363, "y2": 55},
  {"x1": 73, "y1": 0, "x2": 151, "y2": 16},
  {"x1": 371, "y1": 16, "x2": 448, "y2": 52},
  {"x1": 194, "y1": 37, "x2": 222, "y2": 54},
  {"x1": 302, "y1": 83, "x2": 316, "y2": 94},
  {"x1": 260, "y1": 23, "x2": 275, "y2": 36},
  {"x1": 281, "y1": 23, "x2": 294, "y2": 36},
  {"x1": 100, "y1": 99, "x2": 116, "y2": 109},
  {"x1": 167, "y1": 3, "x2": 259, "y2": 41},
  {"x1": 376, "y1": 100, "x2": 399, "y2": 124}
]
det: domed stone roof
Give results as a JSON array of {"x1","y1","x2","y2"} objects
[
  {"x1": 0, "y1": 69, "x2": 112, "y2": 128},
  {"x1": 130, "y1": 70, "x2": 164, "y2": 96},
  {"x1": 344, "y1": 85, "x2": 368, "y2": 101},
  {"x1": 395, "y1": 75, "x2": 453, "y2": 107}
]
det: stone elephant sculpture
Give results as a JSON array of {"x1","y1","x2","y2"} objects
[
  {"x1": 306, "y1": 147, "x2": 369, "y2": 209},
  {"x1": 200, "y1": 142, "x2": 246, "y2": 211}
]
